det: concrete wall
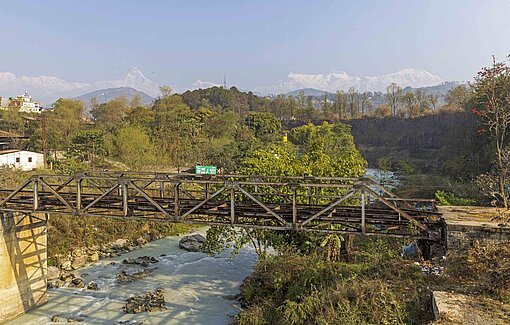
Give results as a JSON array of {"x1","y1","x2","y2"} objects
[
  {"x1": 447, "y1": 223, "x2": 510, "y2": 251},
  {"x1": 0, "y1": 212, "x2": 48, "y2": 323}
]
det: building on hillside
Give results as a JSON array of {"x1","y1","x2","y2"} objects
[
  {"x1": 0, "y1": 150, "x2": 44, "y2": 171},
  {"x1": 0, "y1": 97, "x2": 9, "y2": 109},
  {"x1": 0, "y1": 92, "x2": 42, "y2": 113}
]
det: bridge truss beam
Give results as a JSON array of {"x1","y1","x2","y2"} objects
[{"x1": 0, "y1": 172, "x2": 444, "y2": 240}]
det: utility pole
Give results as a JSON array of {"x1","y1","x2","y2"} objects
[
  {"x1": 41, "y1": 114, "x2": 47, "y2": 169},
  {"x1": 22, "y1": 114, "x2": 48, "y2": 169},
  {"x1": 223, "y1": 75, "x2": 227, "y2": 89}
]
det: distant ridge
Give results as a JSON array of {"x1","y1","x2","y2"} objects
[
  {"x1": 285, "y1": 88, "x2": 327, "y2": 97},
  {"x1": 0, "y1": 67, "x2": 160, "y2": 105},
  {"x1": 286, "y1": 81, "x2": 464, "y2": 98},
  {"x1": 74, "y1": 87, "x2": 154, "y2": 107},
  {"x1": 257, "y1": 68, "x2": 444, "y2": 95}
]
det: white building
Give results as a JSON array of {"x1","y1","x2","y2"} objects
[
  {"x1": 0, "y1": 92, "x2": 42, "y2": 113},
  {"x1": 0, "y1": 97, "x2": 9, "y2": 109},
  {"x1": 0, "y1": 150, "x2": 44, "y2": 171}
]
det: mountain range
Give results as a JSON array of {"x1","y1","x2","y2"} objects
[
  {"x1": 0, "y1": 68, "x2": 160, "y2": 105},
  {"x1": 0, "y1": 67, "x2": 451, "y2": 105},
  {"x1": 256, "y1": 69, "x2": 444, "y2": 95}
]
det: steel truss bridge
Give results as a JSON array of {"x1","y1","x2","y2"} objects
[{"x1": 0, "y1": 172, "x2": 444, "y2": 241}]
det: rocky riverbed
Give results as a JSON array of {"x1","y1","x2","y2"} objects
[{"x1": 8, "y1": 229, "x2": 258, "y2": 324}]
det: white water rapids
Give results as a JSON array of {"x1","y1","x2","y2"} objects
[{"x1": 9, "y1": 229, "x2": 258, "y2": 325}]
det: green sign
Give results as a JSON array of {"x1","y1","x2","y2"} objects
[{"x1": 195, "y1": 165, "x2": 217, "y2": 175}]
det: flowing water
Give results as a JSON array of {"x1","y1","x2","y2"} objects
[
  {"x1": 9, "y1": 229, "x2": 258, "y2": 325},
  {"x1": 365, "y1": 168, "x2": 400, "y2": 191}
]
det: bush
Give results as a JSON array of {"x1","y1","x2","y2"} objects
[
  {"x1": 434, "y1": 190, "x2": 476, "y2": 206},
  {"x1": 237, "y1": 241, "x2": 432, "y2": 325}
]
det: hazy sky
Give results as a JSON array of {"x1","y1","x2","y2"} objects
[{"x1": 1, "y1": 0, "x2": 509, "y2": 89}]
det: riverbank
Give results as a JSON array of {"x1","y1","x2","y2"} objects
[
  {"x1": 9, "y1": 228, "x2": 258, "y2": 324},
  {"x1": 234, "y1": 237, "x2": 510, "y2": 325}
]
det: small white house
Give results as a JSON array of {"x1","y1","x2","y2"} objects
[{"x1": 0, "y1": 150, "x2": 44, "y2": 171}]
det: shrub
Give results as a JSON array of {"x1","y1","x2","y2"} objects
[{"x1": 434, "y1": 190, "x2": 476, "y2": 206}]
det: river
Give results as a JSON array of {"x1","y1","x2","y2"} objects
[{"x1": 9, "y1": 229, "x2": 258, "y2": 325}]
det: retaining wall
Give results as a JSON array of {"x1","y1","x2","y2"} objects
[
  {"x1": 0, "y1": 212, "x2": 47, "y2": 323},
  {"x1": 447, "y1": 222, "x2": 510, "y2": 250}
]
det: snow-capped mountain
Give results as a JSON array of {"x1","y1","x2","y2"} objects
[
  {"x1": 0, "y1": 68, "x2": 160, "y2": 105},
  {"x1": 94, "y1": 68, "x2": 160, "y2": 98},
  {"x1": 256, "y1": 68, "x2": 443, "y2": 95}
]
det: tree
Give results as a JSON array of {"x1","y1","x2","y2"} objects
[
  {"x1": 152, "y1": 94, "x2": 197, "y2": 168},
  {"x1": 358, "y1": 92, "x2": 372, "y2": 117},
  {"x1": 335, "y1": 90, "x2": 346, "y2": 120},
  {"x1": 287, "y1": 95, "x2": 298, "y2": 120},
  {"x1": 304, "y1": 96, "x2": 315, "y2": 122},
  {"x1": 415, "y1": 89, "x2": 430, "y2": 115},
  {"x1": 401, "y1": 92, "x2": 418, "y2": 117},
  {"x1": 159, "y1": 86, "x2": 172, "y2": 98},
  {"x1": 428, "y1": 93, "x2": 439, "y2": 112},
  {"x1": 385, "y1": 83, "x2": 402, "y2": 116},
  {"x1": 321, "y1": 92, "x2": 334, "y2": 120},
  {"x1": 68, "y1": 129, "x2": 106, "y2": 169},
  {"x1": 114, "y1": 124, "x2": 156, "y2": 170},
  {"x1": 472, "y1": 56, "x2": 510, "y2": 208},
  {"x1": 445, "y1": 85, "x2": 470, "y2": 110},
  {"x1": 205, "y1": 123, "x2": 367, "y2": 258},
  {"x1": 46, "y1": 98, "x2": 86, "y2": 156},
  {"x1": 297, "y1": 91, "x2": 306, "y2": 119},
  {"x1": 91, "y1": 97, "x2": 130, "y2": 132},
  {"x1": 1, "y1": 107, "x2": 25, "y2": 134},
  {"x1": 346, "y1": 87, "x2": 359, "y2": 119},
  {"x1": 244, "y1": 112, "x2": 282, "y2": 142},
  {"x1": 374, "y1": 104, "x2": 391, "y2": 118}
]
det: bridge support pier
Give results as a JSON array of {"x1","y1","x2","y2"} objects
[{"x1": 0, "y1": 212, "x2": 48, "y2": 323}]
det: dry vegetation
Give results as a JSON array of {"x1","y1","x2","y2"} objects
[
  {"x1": 235, "y1": 238, "x2": 510, "y2": 325},
  {"x1": 47, "y1": 216, "x2": 194, "y2": 258}
]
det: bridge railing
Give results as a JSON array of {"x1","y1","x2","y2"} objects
[{"x1": 0, "y1": 172, "x2": 443, "y2": 239}]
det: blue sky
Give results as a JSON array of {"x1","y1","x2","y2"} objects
[{"x1": 1, "y1": 0, "x2": 509, "y2": 89}]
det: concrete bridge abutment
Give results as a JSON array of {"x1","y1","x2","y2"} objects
[{"x1": 0, "y1": 212, "x2": 48, "y2": 323}]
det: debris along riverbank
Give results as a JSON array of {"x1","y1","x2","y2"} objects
[{"x1": 8, "y1": 229, "x2": 258, "y2": 325}]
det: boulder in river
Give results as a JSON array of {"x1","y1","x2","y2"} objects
[
  {"x1": 60, "y1": 259, "x2": 72, "y2": 271},
  {"x1": 111, "y1": 238, "x2": 130, "y2": 249},
  {"x1": 47, "y1": 266, "x2": 61, "y2": 280},
  {"x1": 86, "y1": 282, "x2": 99, "y2": 291},
  {"x1": 117, "y1": 269, "x2": 150, "y2": 283},
  {"x1": 122, "y1": 255, "x2": 158, "y2": 267},
  {"x1": 69, "y1": 277, "x2": 85, "y2": 288},
  {"x1": 178, "y1": 234, "x2": 206, "y2": 252},
  {"x1": 88, "y1": 251, "x2": 100, "y2": 263},
  {"x1": 71, "y1": 256, "x2": 87, "y2": 270},
  {"x1": 123, "y1": 288, "x2": 166, "y2": 314}
]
